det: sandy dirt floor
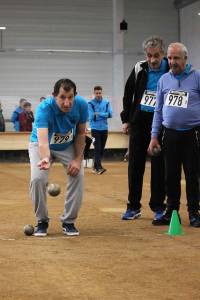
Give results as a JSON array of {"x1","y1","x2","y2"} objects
[{"x1": 0, "y1": 161, "x2": 199, "y2": 300}]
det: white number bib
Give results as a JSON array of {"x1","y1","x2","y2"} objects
[
  {"x1": 165, "y1": 90, "x2": 189, "y2": 108},
  {"x1": 140, "y1": 90, "x2": 157, "y2": 108},
  {"x1": 50, "y1": 130, "x2": 74, "y2": 145}
]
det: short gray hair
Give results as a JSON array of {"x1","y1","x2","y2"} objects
[
  {"x1": 142, "y1": 36, "x2": 165, "y2": 53},
  {"x1": 168, "y1": 42, "x2": 188, "y2": 57}
]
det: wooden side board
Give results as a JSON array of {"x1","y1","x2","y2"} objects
[{"x1": 0, "y1": 132, "x2": 129, "y2": 150}]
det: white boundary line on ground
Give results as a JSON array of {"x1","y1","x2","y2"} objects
[{"x1": 0, "y1": 233, "x2": 165, "y2": 241}]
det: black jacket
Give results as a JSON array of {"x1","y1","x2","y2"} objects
[{"x1": 120, "y1": 58, "x2": 169, "y2": 126}]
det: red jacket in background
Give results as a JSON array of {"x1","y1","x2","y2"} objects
[{"x1": 19, "y1": 111, "x2": 34, "y2": 131}]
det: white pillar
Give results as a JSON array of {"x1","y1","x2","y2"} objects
[{"x1": 112, "y1": 0, "x2": 125, "y2": 130}]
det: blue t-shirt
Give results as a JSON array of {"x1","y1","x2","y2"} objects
[{"x1": 30, "y1": 95, "x2": 88, "y2": 151}]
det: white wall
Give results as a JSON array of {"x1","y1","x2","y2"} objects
[
  {"x1": 180, "y1": 1, "x2": 200, "y2": 68},
  {"x1": 0, "y1": 0, "x2": 178, "y2": 130},
  {"x1": 0, "y1": 0, "x2": 113, "y2": 122},
  {"x1": 124, "y1": 0, "x2": 179, "y2": 80}
]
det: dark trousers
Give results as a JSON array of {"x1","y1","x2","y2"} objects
[
  {"x1": 91, "y1": 129, "x2": 108, "y2": 171},
  {"x1": 163, "y1": 127, "x2": 200, "y2": 213},
  {"x1": 84, "y1": 136, "x2": 92, "y2": 159},
  {"x1": 128, "y1": 126, "x2": 166, "y2": 212}
]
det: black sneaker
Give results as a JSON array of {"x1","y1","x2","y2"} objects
[
  {"x1": 34, "y1": 221, "x2": 48, "y2": 237},
  {"x1": 189, "y1": 212, "x2": 200, "y2": 227},
  {"x1": 153, "y1": 210, "x2": 181, "y2": 226},
  {"x1": 152, "y1": 211, "x2": 164, "y2": 226},
  {"x1": 62, "y1": 223, "x2": 79, "y2": 236},
  {"x1": 97, "y1": 168, "x2": 107, "y2": 175}
]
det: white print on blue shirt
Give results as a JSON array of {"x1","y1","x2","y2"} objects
[
  {"x1": 50, "y1": 129, "x2": 74, "y2": 145},
  {"x1": 165, "y1": 90, "x2": 189, "y2": 108}
]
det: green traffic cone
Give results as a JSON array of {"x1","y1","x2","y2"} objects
[{"x1": 167, "y1": 210, "x2": 183, "y2": 236}]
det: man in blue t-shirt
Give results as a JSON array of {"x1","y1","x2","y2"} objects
[{"x1": 29, "y1": 78, "x2": 88, "y2": 236}]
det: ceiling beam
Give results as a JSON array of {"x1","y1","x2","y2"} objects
[{"x1": 174, "y1": 0, "x2": 199, "y2": 9}]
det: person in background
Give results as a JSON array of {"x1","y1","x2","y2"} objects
[
  {"x1": 39, "y1": 96, "x2": 46, "y2": 102},
  {"x1": 19, "y1": 101, "x2": 34, "y2": 132},
  {"x1": 75, "y1": 94, "x2": 92, "y2": 161},
  {"x1": 88, "y1": 86, "x2": 112, "y2": 175},
  {"x1": 84, "y1": 128, "x2": 92, "y2": 161},
  {"x1": 0, "y1": 101, "x2": 5, "y2": 132},
  {"x1": 11, "y1": 98, "x2": 27, "y2": 131}
]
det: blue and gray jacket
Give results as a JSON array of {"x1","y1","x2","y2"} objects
[
  {"x1": 152, "y1": 65, "x2": 200, "y2": 138},
  {"x1": 88, "y1": 98, "x2": 112, "y2": 131},
  {"x1": 11, "y1": 106, "x2": 23, "y2": 131}
]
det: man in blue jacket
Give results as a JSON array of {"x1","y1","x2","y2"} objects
[
  {"x1": 88, "y1": 86, "x2": 112, "y2": 174},
  {"x1": 149, "y1": 42, "x2": 200, "y2": 227},
  {"x1": 121, "y1": 36, "x2": 168, "y2": 224},
  {"x1": 29, "y1": 78, "x2": 88, "y2": 236}
]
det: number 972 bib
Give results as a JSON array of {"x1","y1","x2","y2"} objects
[
  {"x1": 165, "y1": 90, "x2": 189, "y2": 108},
  {"x1": 50, "y1": 130, "x2": 74, "y2": 145}
]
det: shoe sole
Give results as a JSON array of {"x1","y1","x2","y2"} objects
[
  {"x1": 122, "y1": 213, "x2": 141, "y2": 220},
  {"x1": 152, "y1": 216, "x2": 182, "y2": 226},
  {"x1": 190, "y1": 223, "x2": 200, "y2": 228},
  {"x1": 63, "y1": 229, "x2": 79, "y2": 236},
  {"x1": 96, "y1": 169, "x2": 107, "y2": 175},
  {"x1": 152, "y1": 220, "x2": 170, "y2": 226},
  {"x1": 34, "y1": 232, "x2": 47, "y2": 237}
]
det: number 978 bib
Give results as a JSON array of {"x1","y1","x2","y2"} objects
[{"x1": 165, "y1": 90, "x2": 189, "y2": 108}]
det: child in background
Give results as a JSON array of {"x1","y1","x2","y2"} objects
[
  {"x1": 19, "y1": 102, "x2": 34, "y2": 131},
  {"x1": 0, "y1": 101, "x2": 5, "y2": 132}
]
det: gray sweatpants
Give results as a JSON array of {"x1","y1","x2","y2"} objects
[{"x1": 28, "y1": 142, "x2": 84, "y2": 224}]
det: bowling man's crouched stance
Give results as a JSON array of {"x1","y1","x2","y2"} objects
[{"x1": 29, "y1": 79, "x2": 88, "y2": 236}]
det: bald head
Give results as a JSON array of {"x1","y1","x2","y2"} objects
[
  {"x1": 167, "y1": 42, "x2": 188, "y2": 74},
  {"x1": 168, "y1": 43, "x2": 188, "y2": 57}
]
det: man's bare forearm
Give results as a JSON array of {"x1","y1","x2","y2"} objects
[
  {"x1": 74, "y1": 133, "x2": 86, "y2": 161},
  {"x1": 37, "y1": 128, "x2": 50, "y2": 160},
  {"x1": 38, "y1": 143, "x2": 51, "y2": 160}
]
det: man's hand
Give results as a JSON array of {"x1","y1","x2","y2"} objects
[
  {"x1": 37, "y1": 157, "x2": 51, "y2": 170},
  {"x1": 148, "y1": 138, "x2": 161, "y2": 156},
  {"x1": 122, "y1": 123, "x2": 129, "y2": 134},
  {"x1": 67, "y1": 159, "x2": 81, "y2": 177}
]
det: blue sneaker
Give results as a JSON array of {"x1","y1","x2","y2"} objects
[
  {"x1": 34, "y1": 221, "x2": 48, "y2": 237},
  {"x1": 152, "y1": 211, "x2": 164, "y2": 225},
  {"x1": 122, "y1": 208, "x2": 141, "y2": 220}
]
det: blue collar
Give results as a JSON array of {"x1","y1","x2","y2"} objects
[
  {"x1": 173, "y1": 64, "x2": 192, "y2": 80},
  {"x1": 93, "y1": 98, "x2": 103, "y2": 103},
  {"x1": 148, "y1": 59, "x2": 167, "y2": 73},
  {"x1": 52, "y1": 98, "x2": 66, "y2": 115}
]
